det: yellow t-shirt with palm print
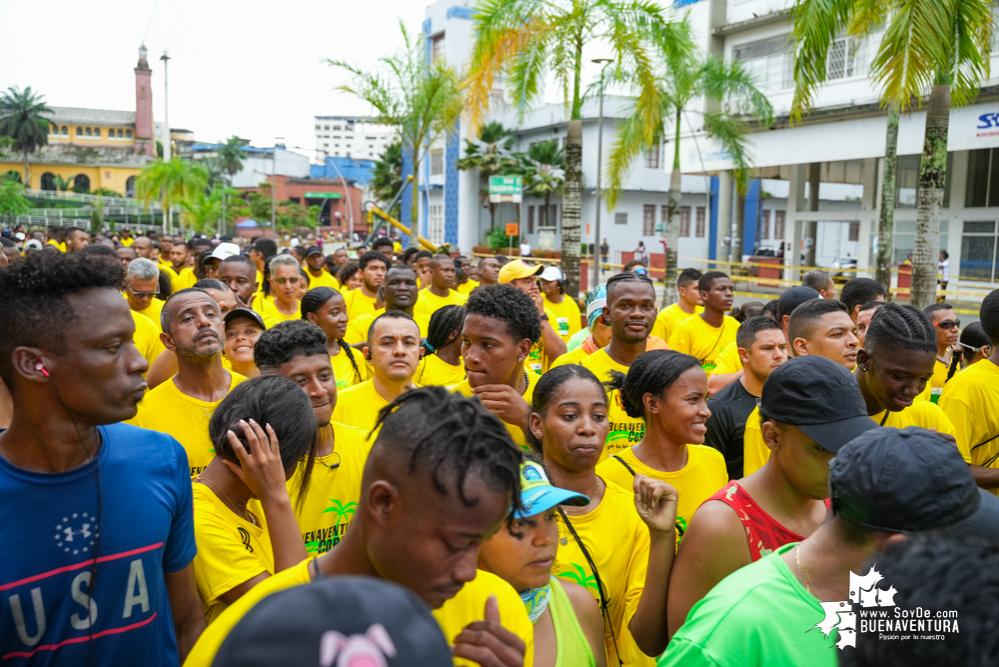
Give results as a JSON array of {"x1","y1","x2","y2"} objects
[
  {"x1": 288, "y1": 421, "x2": 371, "y2": 556},
  {"x1": 553, "y1": 477, "x2": 652, "y2": 667},
  {"x1": 579, "y1": 349, "x2": 646, "y2": 462},
  {"x1": 330, "y1": 345, "x2": 367, "y2": 390}
]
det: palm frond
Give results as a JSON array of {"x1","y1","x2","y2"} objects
[
  {"x1": 605, "y1": 96, "x2": 669, "y2": 208},
  {"x1": 701, "y1": 110, "x2": 753, "y2": 194},
  {"x1": 700, "y1": 56, "x2": 774, "y2": 127},
  {"x1": 870, "y1": 0, "x2": 950, "y2": 110},
  {"x1": 789, "y1": 0, "x2": 853, "y2": 121},
  {"x1": 947, "y1": 0, "x2": 995, "y2": 106}
]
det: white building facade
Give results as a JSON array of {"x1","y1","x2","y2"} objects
[{"x1": 314, "y1": 116, "x2": 397, "y2": 161}]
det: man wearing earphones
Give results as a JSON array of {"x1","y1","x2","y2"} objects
[
  {"x1": 539, "y1": 265, "x2": 582, "y2": 343},
  {"x1": 332, "y1": 311, "x2": 422, "y2": 434},
  {"x1": 0, "y1": 252, "x2": 205, "y2": 665}
]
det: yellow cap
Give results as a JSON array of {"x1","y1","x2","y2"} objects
[{"x1": 498, "y1": 259, "x2": 543, "y2": 284}]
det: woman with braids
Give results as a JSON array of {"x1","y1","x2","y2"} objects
[
  {"x1": 529, "y1": 364, "x2": 679, "y2": 667},
  {"x1": 597, "y1": 351, "x2": 727, "y2": 549},
  {"x1": 192, "y1": 375, "x2": 317, "y2": 623},
  {"x1": 301, "y1": 286, "x2": 366, "y2": 389},
  {"x1": 337, "y1": 261, "x2": 363, "y2": 292},
  {"x1": 414, "y1": 304, "x2": 466, "y2": 387}
]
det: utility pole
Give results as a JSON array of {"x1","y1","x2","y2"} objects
[
  {"x1": 592, "y1": 58, "x2": 613, "y2": 290},
  {"x1": 160, "y1": 52, "x2": 172, "y2": 234}
]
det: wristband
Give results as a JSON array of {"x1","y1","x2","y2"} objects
[{"x1": 540, "y1": 314, "x2": 549, "y2": 321}]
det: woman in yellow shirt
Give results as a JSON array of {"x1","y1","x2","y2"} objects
[
  {"x1": 414, "y1": 304, "x2": 466, "y2": 387},
  {"x1": 478, "y1": 461, "x2": 608, "y2": 667},
  {"x1": 529, "y1": 364, "x2": 679, "y2": 667},
  {"x1": 301, "y1": 286, "x2": 366, "y2": 389},
  {"x1": 337, "y1": 262, "x2": 363, "y2": 292},
  {"x1": 223, "y1": 308, "x2": 265, "y2": 379},
  {"x1": 193, "y1": 375, "x2": 317, "y2": 623},
  {"x1": 598, "y1": 351, "x2": 728, "y2": 547},
  {"x1": 257, "y1": 255, "x2": 302, "y2": 327}
]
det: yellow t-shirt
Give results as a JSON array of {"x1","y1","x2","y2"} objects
[
  {"x1": 165, "y1": 265, "x2": 197, "y2": 294},
  {"x1": 47, "y1": 239, "x2": 65, "y2": 252},
  {"x1": 527, "y1": 307, "x2": 558, "y2": 375},
  {"x1": 553, "y1": 345, "x2": 592, "y2": 368},
  {"x1": 120, "y1": 236, "x2": 134, "y2": 247},
  {"x1": 330, "y1": 347, "x2": 367, "y2": 390},
  {"x1": 456, "y1": 279, "x2": 479, "y2": 295},
  {"x1": 414, "y1": 288, "x2": 468, "y2": 319},
  {"x1": 343, "y1": 288, "x2": 379, "y2": 322},
  {"x1": 191, "y1": 484, "x2": 274, "y2": 625},
  {"x1": 345, "y1": 308, "x2": 430, "y2": 346},
  {"x1": 414, "y1": 354, "x2": 466, "y2": 387},
  {"x1": 452, "y1": 372, "x2": 538, "y2": 451},
  {"x1": 127, "y1": 293, "x2": 165, "y2": 331},
  {"x1": 256, "y1": 296, "x2": 301, "y2": 329},
  {"x1": 433, "y1": 569, "x2": 535, "y2": 667},
  {"x1": 597, "y1": 445, "x2": 728, "y2": 546},
  {"x1": 181, "y1": 560, "x2": 533, "y2": 667},
  {"x1": 290, "y1": 421, "x2": 371, "y2": 556},
  {"x1": 710, "y1": 342, "x2": 742, "y2": 378},
  {"x1": 131, "y1": 309, "x2": 166, "y2": 371},
  {"x1": 929, "y1": 357, "x2": 951, "y2": 403},
  {"x1": 581, "y1": 349, "x2": 646, "y2": 462},
  {"x1": 127, "y1": 371, "x2": 248, "y2": 477},
  {"x1": 554, "y1": 478, "x2": 652, "y2": 667},
  {"x1": 543, "y1": 295, "x2": 583, "y2": 342},
  {"x1": 745, "y1": 399, "x2": 969, "y2": 476},
  {"x1": 940, "y1": 360, "x2": 999, "y2": 494},
  {"x1": 331, "y1": 379, "x2": 401, "y2": 436},
  {"x1": 305, "y1": 269, "x2": 338, "y2": 290},
  {"x1": 650, "y1": 303, "x2": 703, "y2": 343},
  {"x1": 667, "y1": 314, "x2": 739, "y2": 371}
]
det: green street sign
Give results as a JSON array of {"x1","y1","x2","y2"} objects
[
  {"x1": 489, "y1": 175, "x2": 522, "y2": 203},
  {"x1": 304, "y1": 192, "x2": 342, "y2": 199}
]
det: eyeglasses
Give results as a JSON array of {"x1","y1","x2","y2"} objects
[
  {"x1": 272, "y1": 277, "x2": 300, "y2": 285},
  {"x1": 934, "y1": 320, "x2": 960, "y2": 330},
  {"x1": 127, "y1": 285, "x2": 159, "y2": 297}
]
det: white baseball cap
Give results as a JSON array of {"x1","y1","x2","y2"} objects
[
  {"x1": 540, "y1": 265, "x2": 563, "y2": 282},
  {"x1": 210, "y1": 242, "x2": 241, "y2": 261}
]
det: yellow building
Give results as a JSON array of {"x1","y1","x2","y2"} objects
[{"x1": 0, "y1": 46, "x2": 158, "y2": 196}]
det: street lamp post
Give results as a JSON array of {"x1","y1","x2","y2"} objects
[{"x1": 592, "y1": 58, "x2": 613, "y2": 291}]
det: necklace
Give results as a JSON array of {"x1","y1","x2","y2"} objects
[
  {"x1": 793, "y1": 544, "x2": 813, "y2": 594},
  {"x1": 198, "y1": 476, "x2": 256, "y2": 526}
]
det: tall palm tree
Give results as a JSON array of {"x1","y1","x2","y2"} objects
[
  {"x1": 0, "y1": 86, "x2": 52, "y2": 186},
  {"x1": 371, "y1": 141, "x2": 403, "y2": 218},
  {"x1": 457, "y1": 121, "x2": 518, "y2": 232},
  {"x1": 465, "y1": 0, "x2": 687, "y2": 298},
  {"x1": 519, "y1": 140, "x2": 565, "y2": 228},
  {"x1": 135, "y1": 159, "x2": 207, "y2": 234},
  {"x1": 607, "y1": 39, "x2": 773, "y2": 304},
  {"x1": 791, "y1": 0, "x2": 995, "y2": 307},
  {"x1": 216, "y1": 136, "x2": 248, "y2": 181},
  {"x1": 328, "y1": 22, "x2": 463, "y2": 229}
]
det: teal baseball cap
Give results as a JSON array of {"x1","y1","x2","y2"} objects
[{"x1": 516, "y1": 461, "x2": 589, "y2": 518}]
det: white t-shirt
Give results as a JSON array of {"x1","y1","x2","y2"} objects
[{"x1": 520, "y1": 241, "x2": 531, "y2": 256}]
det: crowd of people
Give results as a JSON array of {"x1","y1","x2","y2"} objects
[{"x1": 1, "y1": 226, "x2": 998, "y2": 667}]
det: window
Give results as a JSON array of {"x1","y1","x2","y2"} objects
[
  {"x1": 76, "y1": 127, "x2": 83, "y2": 136},
  {"x1": 428, "y1": 204, "x2": 444, "y2": 244},
  {"x1": 432, "y1": 33, "x2": 446, "y2": 62},
  {"x1": 761, "y1": 209, "x2": 770, "y2": 239},
  {"x1": 50, "y1": 124, "x2": 58, "y2": 134},
  {"x1": 40, "y1": 173, "x2": 56, "y2": 191},
  {"x1": 333, "y1": 125, "x2": 341, "y2": 131},
  {"x1": 528, "y1": 206, "x2": 535, "y2": 234},
  {"x1": 848, "y1": 221, "x2": 860, "y2": 242},
  {"x1": 695, "y1": 207, "x2": 706, "y2": 237},
  {"x1": 324, "y1": 125, "x2": 330, "y2": 130},
  {"x1": 615, "y1": 212, "x2": 628, "y2": 225},
  {"x1": 117, "y1": 129, "x2": 123, "y2": 138},
  {"x1": 965, "y1": 148, "x2": 999, "y2": 208},
  {"x1": 774, "y1": 210, "x2": 786, "y2": 239},
  {"x1": 430, "y1": 148, "x2": 444, "y2": 176},
  {"x1": 547, "y1": 204, "x2": 558, "y2": 229},
  {"x1": 94, "y1": 128, "x2": 100, "y2": 138},
  {"x1": 62, "y1": 126, "x2": 67, "y2": 135},
  {"x1": 643, "y1": 205, "x2": 656, "y2": 236},
  {"x1": 733, "y1": 35, "x2": 794, "y2": 92},
  {"x1": 645, "y1": 144, "x2": 660, "y2": 169},
  {"x1": 826, "y1": 35, "x2": 866, "y2": 80},
  {"x1": 679, "y1": 206, "x2": 691, "y2": 237},
  {"x1": 961, "y1": 221, "x2": 999, "y2": 281},
  {"x1": 85, "y1": 128, "x2": 92, "y2": 136},
  {"x1": 126, "y1": 175, "x2": 136, "y2": 197}
]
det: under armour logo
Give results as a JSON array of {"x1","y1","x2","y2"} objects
[
  {"x1": 54, "y1": 512, "x2": 98, "y2": 555},
  {"x1": 62, "y1": 524, "x2": 92, "y2": 542}
]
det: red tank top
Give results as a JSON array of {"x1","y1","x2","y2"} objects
[{"x1": 707, "y1": 481, "x2": 829, "y2": 562}]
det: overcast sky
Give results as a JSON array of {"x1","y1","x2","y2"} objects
[{"x1": 0, "y1": 0, "x2": 427, "y2": 161}]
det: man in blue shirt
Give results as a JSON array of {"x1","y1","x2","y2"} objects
[{"x1": 0, "y1": 250, "x2": 204, "y2": 665}]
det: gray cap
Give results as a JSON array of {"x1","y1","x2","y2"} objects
[{"x1": 778, "y1": 285, "x2": 820, "y2": 321}]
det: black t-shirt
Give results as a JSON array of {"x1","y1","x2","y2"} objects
[{"x1": 704, "y1": 379, "x2": 758, "y2": 480}]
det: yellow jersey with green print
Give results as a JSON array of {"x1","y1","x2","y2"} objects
[
  {"x1": 940, "y1": 360, "x2": 999, "y2": 495},
  {"x1": 543, "y1": 294, "x2": 583, "y2": 342},
  {"x1": 667, "y1": 314, "x2": 739, "y2": 372},
  {"x1": 452, "y1": 372, "x2": 537, "y2": 451},
  {"x1": 289, "y1": 421, "x2": 371, "y2": 556},
  {"x1": 710, "y1": 342, "x2": 743, "y2": 378},
  {"x1": 553, "y1": 477, "x2": 653, "y2": 667},
  {"x1": 181, "y1": 561, "x2": 533, "y2": 667},
  {"x1": 527, "y1": 307, "x2": 558, "y2": 375},
  {"x1": 597, "y1": 444, "x2": 727, "y2": 548},
  {"x1": 330, "y1": 345, "x2": 367, "y2": 390},
  {"x1": 928, "y1": 357, "x2": 951, "y2": 403},
  {"x1": 579, "y1": 349, "x2": 646, "y2": 462},
  {"x1": 650, "y1": 303, "x2": 703, "y2": 344}
]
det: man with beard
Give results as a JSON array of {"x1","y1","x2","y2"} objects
[
  {"x1": 344, "y1": 265, "x2": 429, "y2": 345},
  {"x1": 128, "y1": 288, "x2": 247, "y2": 477}
]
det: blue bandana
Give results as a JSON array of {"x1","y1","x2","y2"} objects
[{"x1": 520, "y1": 584, "x2": 552, "y2": 624}]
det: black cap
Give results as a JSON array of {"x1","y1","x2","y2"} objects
[
  {"x1": 213, "y1": 576, "x2": 453, "y2": 667},
  {"x1": 223, "y1": 307, "x2": 267, "y2": 330},
  {"x1": 305, "y1": 245, "x2": 323, "y2": 256},
  {"x1": 778, "y1": 285, "x2": 820, "y2": 321},
  {"x1": 830, "y1": 426, "x2": 981, "y2": 533},
  {"x1": 760, "y1": 355, "x2": 877, "y2": 452}
]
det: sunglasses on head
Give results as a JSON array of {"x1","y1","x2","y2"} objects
[{"x1": 934, "y1": 319, "x2": 960, "y2": 330}]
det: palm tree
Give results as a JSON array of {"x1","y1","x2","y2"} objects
[
  {"x1": 180, "y1": 190, "x2": 222, "y2": 235},
  {"x1": 519, "y1": 140, "x2": 565, "y2": 228},
  {"x1": 216, "y1": 136, "x2": 248, "y2": 180},
  {"x1": 135, "y1": 159, "x2": 208, "y2": 234},
  {"x1": 607, "y1": 38, "x2": 773, "y2": 304},
  {"x1": 52, "y1": 174, "x2": 74, "y2": 192},
  {"x1": 465, "y1": 0, "x2": 687, "y2": 298},
  {"x1": 371, "y1": 141, "x2": 403, "y2": 218},
  {"x1": 0, "y1": 86, "x2": 52, "y2": 186},
  {"x1": 457, "y1": 121, "x2": 519, "y2": 232},
  {"x1": 328, "y1": 22, "x2": 463, "y2": 228},
  {"x1": 791, "y1": 0, "x2": 995, "y2": 307}
]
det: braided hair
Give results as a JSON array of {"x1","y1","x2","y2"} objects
[
  {"x1": 371, "y1": 387, "x2": 524, "y2": 513},
  {"x1": 528, "y1": 364, "x2": 607, "y2": 455},
  {"x1": 299, "y1": 286, "x2": 361, "y2": 383},
  {"x1": 605, "y1": 350, "x2": 702, "y2": 420},
  {"x1": 422, "y1": 304, "x2": 466, "y2": 357},
  {"x1": 864, "y1": 302, "x2": 937, "y2": 356}
]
